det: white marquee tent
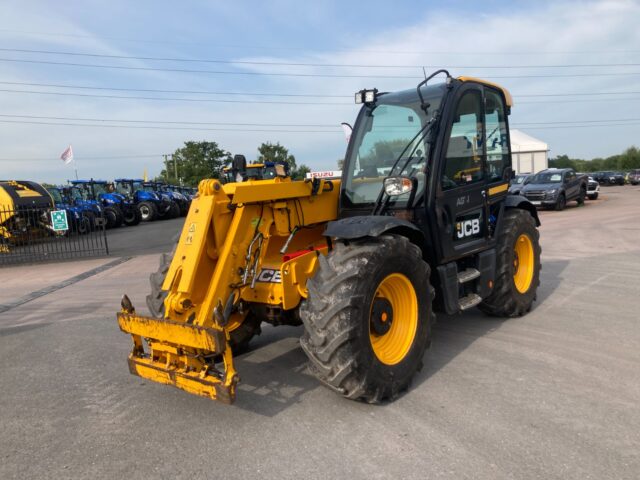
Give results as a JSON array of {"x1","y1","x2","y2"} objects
[{"x1": 510, "y1": 130, "x2": 549, "y2": 174}]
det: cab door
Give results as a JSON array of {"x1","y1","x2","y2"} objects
[{"x1": 435, "y1": 85, "x2": 490, "y2": 262}]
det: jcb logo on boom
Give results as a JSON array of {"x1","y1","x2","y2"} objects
[
  {"x1": 455, "y1": 218, "x2": 481, "y2": 239},
  {"x1": 257, "y1": 268, "x2": 282, "y2": 283}
]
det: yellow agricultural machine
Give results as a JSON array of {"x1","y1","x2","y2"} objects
[
  {"x1": 117, "y1": 71, "x2": 541, "y2": 404},
  {"x1": 0, "y1": 180, "x2": 54, "y2": 251},
  {"x1": 220, "y1": 156, "x2": 278, "y2": 184}
]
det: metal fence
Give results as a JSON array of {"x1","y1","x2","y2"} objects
[{"x1": 0, "y1": 205, "x2": 108, "y2": 266}]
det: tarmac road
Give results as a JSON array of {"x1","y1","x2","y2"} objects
[
  {"x1": 105, "y1": 217, "x2": 184, "y2": 257},
  {"x1": 0, "y1": 186, "x2": 639, "y2": 480}
]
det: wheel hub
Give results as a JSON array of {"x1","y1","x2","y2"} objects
[{"x1": 370, "y1": 297, "x2": 393, "y2": 335}]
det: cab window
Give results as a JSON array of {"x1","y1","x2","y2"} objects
[
  {"x1": 484, "y1": 89, "x2": 510, "y2": 183},
  {"x1": 442, "y1": 90, "x2": 484, "y2": 190}
]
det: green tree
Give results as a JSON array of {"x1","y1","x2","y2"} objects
[
  {"x1": 161, "y1": 141, "x2": 231, "y2": 187},
  {"x1": 549, "y1": 145, "x2": 640, "y2": 173},
  {"x1": 257, "y1": 142, "x2": 297, "y2": 171},
  {"x1": 293, "y1": 164, "x2": 311, "y2": 180},
  {"x1": 549, "y1": 154, "x2": 574, "y2": 169}
]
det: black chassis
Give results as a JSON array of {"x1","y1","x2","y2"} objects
[{"x1": 326, "y1": 77, "x2": 539, "y2": 315}]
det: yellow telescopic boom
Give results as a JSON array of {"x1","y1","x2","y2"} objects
[{"x1": 117, "y1": 176, "x2": 339, "y2": 403}]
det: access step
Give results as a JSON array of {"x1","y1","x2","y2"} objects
[
  {"x1": 459, "y1": 293, "x2": 482, "y2": 311},
  {"x1": 457, "y1": 268, "x2": 481, "y2": 284}
]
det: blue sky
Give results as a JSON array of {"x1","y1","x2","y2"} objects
[{"x1": 0, "y1": 0, "x2": 639, "y2": 183}]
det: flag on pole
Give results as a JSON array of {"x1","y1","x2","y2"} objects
[{"x1": 60, "y1": 145, "x2": 74, "y2": 165}]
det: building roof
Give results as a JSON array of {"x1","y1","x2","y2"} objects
[{"x1": 510, "y1": 129, "x2": 548, "y2": 153}]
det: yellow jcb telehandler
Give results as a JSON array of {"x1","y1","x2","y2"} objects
[{"x1": 117, "y1": 71, "x2": 541, "y2": 404}]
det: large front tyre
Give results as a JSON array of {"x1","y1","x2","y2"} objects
[
  {"x1": 300, "y1": 234, "x2": 432, "y2": 403},
  {"x1": 479, "y1": 209, "x2": 541, "y2": 317},
  {"x1": 168, "y1": 201, "x2": 181, "y2": 219},
  {"x1": 123, "y1": 207, "x2": 141, "y2": 226},
  {"x1": 103, "y1": 206, "x2": 122, "y2": 229}
]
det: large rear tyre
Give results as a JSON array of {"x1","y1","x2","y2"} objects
[
  {"x1": 75, "y1": 214, "x2": 91, "y2": 235},
  {"x1": 300, "y1": 234, "x2": 432, "y2": 403},
  {"x1": 138, "y1": 201, "x2": 157, "y2": 222},
  {"x1": 145, "y1": 243, "x2": 261, "y2": 353},
  {"x1": 479, "y1": 209, "x2": 541, "y2": 317}
]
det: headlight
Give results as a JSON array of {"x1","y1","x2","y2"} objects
[
  {"x1": 547, "y1": 189, "x2": 557, "y2": 195},
  {"x1": 384, "y1": 177, "x2": 413, "y2": 196}
]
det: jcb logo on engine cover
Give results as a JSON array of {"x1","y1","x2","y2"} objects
[
  {"x1": 257, "y1": 268, "x2": 282, "y2": 283},
  {"x1": 455, "y1": 218, "x2": 481, "y2": 240}
]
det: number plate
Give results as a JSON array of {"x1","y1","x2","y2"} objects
[{"x1": 530, "y1": 201, "x2": 541, "y2": 206}]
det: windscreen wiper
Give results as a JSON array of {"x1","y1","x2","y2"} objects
[{"x1": 371, "y1": 115, "x2": 438, "y2": 215}]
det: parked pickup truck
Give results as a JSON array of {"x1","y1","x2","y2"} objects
[{"x1": 520, "y1": 168, "x2": 588, "y2": 211}]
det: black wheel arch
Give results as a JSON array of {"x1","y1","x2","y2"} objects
[
  {"x1": 504, "y1": 194, "x2": 540, "y2": 226},
  {"x1": 324, "y1": 216, "x2": 426, "y2": 253}
]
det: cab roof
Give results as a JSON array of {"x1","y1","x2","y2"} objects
[
  {"x1": 457, "y1": 76, "x2": 513, "y2": 107},
  {"x1": 71, "y1": 179, "x2": 108, "y2": 184}
]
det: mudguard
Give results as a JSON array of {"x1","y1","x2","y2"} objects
[
  {"x1": 324, "y1": 215, "x2": 425, "y2": 245},
  {"x1": 505, "y1": 195, "x2": 540, "y2": 226}
]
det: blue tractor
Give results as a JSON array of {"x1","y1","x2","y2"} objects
[
  {"x1": 45, "y1": 186, "x2": 97, "y2": 234},
  {"x1": 157, "y1": 183, "x2": 189, "y2": 216},
  {"x1": 142, "y1": 182, "x2": 180, "y2": 219},
  {"x1": 66, "y1": 185, "x2": 104, "y2": 227},
  {"x1": 70, "y1": 179, "x2": 141, "y2": 228},
  {"x1": 114, "y1": 178, "x2": 175, "y2": 222}
]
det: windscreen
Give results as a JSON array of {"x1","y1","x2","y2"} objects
[
  {"x1": 531, "y1": 172, "x2": 562, "y2": 184},
  {"x1": 48, "y1": 188, "x2": 63, "y2": 203},
  {"x1": 70, "y1": 187, "x2": 84, "y2": 201},
  {"x1": 117, "y1": 182, "x2": 132, "y2": 195},
  {"x1": 93, "y1": 183, "x2": 108, "y2": 195},
  {"x1": 343, "y1": 85, "x2": 445, "y2": 207}
]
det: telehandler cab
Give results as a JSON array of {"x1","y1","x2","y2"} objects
[{"x1": 117, "y1": 71, "x2": 541, "y2": 404}]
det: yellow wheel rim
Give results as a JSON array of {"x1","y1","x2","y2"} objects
[
  {"x1": 513, "y1": 234, "x2": 535, "y2": 293},
  {"x1": 369, "y1": 273, "x2": 418, "y2": 365},
  {"x1": 226, "y1": 312, "x2": 246, "y2": 333}
]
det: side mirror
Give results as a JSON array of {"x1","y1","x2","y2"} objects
[{"x1": 340, "y1": 122, "x2": 353, "y2": 143}]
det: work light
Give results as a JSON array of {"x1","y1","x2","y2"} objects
[{"x1": 355, "y1": 88, "x2": 378, "y2": 104}]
